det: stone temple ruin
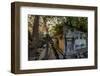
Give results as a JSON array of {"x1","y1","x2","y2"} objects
[{"x1": 63, "y1": 25, "x2": 88, "y2": 59}]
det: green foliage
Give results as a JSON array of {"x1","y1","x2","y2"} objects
[
  {"x1": 50, "y1": 17, "x2": 88, "y2": 37},
  {"x1": 50, "y1": 24, "x2": 63, "y2": 36},
  {"x1": 65, "y1": 17, "x2": 88, "y2": 32}
]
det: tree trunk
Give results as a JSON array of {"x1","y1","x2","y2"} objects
[
  {"x1": 32, "y1": 15, "x2": 39, "y2": 42},
  {"x1": 31, "y1": 15, "x2": 40, "y2": 59}
]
